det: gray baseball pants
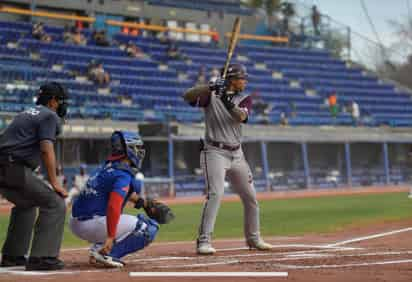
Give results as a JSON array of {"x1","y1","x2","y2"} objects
[
  {"x1": 0, "y1": 163, "x2": 66, "y2": 258},
  {"x1": 197, "y1": 144, "x2": 260, "y2": 245}
]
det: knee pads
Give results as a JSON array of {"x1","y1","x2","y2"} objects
[
  {"x1": 136, "y1": 214, "x2": 159, "y2": 246},
  {"x1": 109, "y1": 214, "x2": 159, "y2": 259}
]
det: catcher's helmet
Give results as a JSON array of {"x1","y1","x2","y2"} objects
[
  {"x1": 36, "y1": 82, "x2": 69, "y2": 118},
  {"x1": 222, "y1": 64, "x2": 248, "y2": 80},
  {"x1": 110, "y1": 131, "x2": 145, "y2": 169}
]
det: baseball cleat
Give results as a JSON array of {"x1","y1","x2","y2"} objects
[
  {"x1": 197, "y1": 244, "x2": 216, "y2": 255},
  {"x1": 89, "y1": 250, "x2": 125, "y2": 268},
  {"x1": 247, "y1": 239, "x2": 273, "y2": 251},
  {"x1": 1, "y1": 255, "x2": 26, "y2": 267},
  {"x1": 25, "y1": 257, "x2": 64, "y2": 271}
]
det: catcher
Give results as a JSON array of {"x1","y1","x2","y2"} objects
[{"x1": 69, "y1": 131, "x2": 174, "y2": 268}]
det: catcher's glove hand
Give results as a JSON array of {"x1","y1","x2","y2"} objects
[{"x1": 134, "y1": 198, "x2": 175, "y2": 224}]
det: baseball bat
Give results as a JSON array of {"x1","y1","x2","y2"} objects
[{"x1": 222, "y1": 17, "x2": 241, "y2": 79}]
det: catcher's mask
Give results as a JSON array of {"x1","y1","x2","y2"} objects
[
  {"x1": 36, "y1": 82, "x2": 69, "y2": 118},
  {"x1": 110, "y1": 131, "x2": 145, "y2": 169}
]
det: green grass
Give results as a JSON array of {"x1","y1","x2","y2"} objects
[{"x1": 0, "y1": 192, "x2": 411, "y2": 247}]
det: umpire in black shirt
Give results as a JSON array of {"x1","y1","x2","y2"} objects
[{"x1": 0, "y1": 82, "x2": 69, "y2": 271}]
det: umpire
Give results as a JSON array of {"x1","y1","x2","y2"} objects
[{"x1": 0, "y1": 82, "x2": 69, "y2": 271}]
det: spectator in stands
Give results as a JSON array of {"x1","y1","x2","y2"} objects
[
  {"x1": 280, "y1": 111, "x2": 288, "y2": 126},
  {"x1": 92, "y1": 30, "x2": 110, "y2": 47},
  {"x1": 311, "y1": 5, "x2": 321, "y2": 36},
  {"x1": 166, "y1": 41, "x2": 188, "y2": 61},
  {"x1": 351, "y1": 100, "x2": 360, "y2": 126},
  {"x1": 71, "y1": 27, "x2": 87, "y2": 46},
  {"x1": 87, "y1": 60, "x2": 110, "y2": 86},
  {"x1": 328, "y1": 92, "x2": 338, "y2": 118},
  {"x1": 32, "y1": 22, "x2": 52, "y2": 43},
  {"x1": 119, "y1": 94, "x2": 133, "y2": 106},
  {"x1": 125, "y1": 41, "x2": 145, "y2": 59},
  {"x1": 64, "y1": 27, "x2": 87, "y2": 46},
  {"x1": 121, "y1": 26, "x2": 130, "y2": 35},
  {"x1": 130, "y1": 28, "x2": 139, "y2": 37},
  {"x1": 63, "y1": 25, "x2": 71, "y2": 42},
  {"x1": 157, "y1": 31, "x2": 170, "y2": 44},
  {"x1": 280, "y1": 2, "x2": 295, "y2": 36},
  {"x1": 211, "y1": 28, "x2": 220, "y2": 47},
  {"x1": 252, "y1": 92, "x2": 272, "y2": 124}
]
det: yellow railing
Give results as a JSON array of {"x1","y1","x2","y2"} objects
[
  {"x1": 0, "y1": 6, "x2": 288, "y2": 43},
  {"x1": 0, "y1": 6, "x2": 95, "y2": 22},
  {"x1": 225, "y1": 32, "x2": 289, "y2": 43}
]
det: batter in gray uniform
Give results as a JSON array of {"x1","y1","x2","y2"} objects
[{"x1": 183, "y1": 64, "x2": 272, "y2": 255}]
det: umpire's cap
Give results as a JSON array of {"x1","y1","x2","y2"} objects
[
  {"x1": 36, "y1": 82, "x2": 68, "y2": 106},
  {"x1": 222, "y1": 63, "x2": 248, "y2": 80}
]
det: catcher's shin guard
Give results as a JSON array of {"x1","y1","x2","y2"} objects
[{"x1": 109, "y1": 214, "x2": 159, "y2": 259}]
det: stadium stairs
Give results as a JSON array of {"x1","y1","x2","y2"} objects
[{"x1": 0, "y1": 20, "x2": 411, "y2": 127}]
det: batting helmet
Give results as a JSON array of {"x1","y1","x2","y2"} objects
[
  {"x1": 222, "y1": 64, "x2": 248, "y2": 80},
  {"x1": 36, "y1": 82, "x2": 69, "y2": 118},
  {"x1": 110, "y1": 131, "x2": 145, "y2": 169}
]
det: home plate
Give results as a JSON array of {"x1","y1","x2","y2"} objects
[{"x1": 129, "y1": 272, "x2": 288, "y2": 277}]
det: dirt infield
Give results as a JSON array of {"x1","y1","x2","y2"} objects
[
  {"x1": 0, "y1": 215, "x2": 411, "y2": 281},
  {"x1": 0, "y1": 186, "x2": 410, "y2": 281}
]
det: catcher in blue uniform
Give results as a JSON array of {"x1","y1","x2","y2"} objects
[{"x1": 69, "y1": 131, "x2": 174, "y2": 268}]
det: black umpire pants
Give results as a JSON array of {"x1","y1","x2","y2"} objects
[{"x1": 0, "y1": 162, "x2": 66, "y2": 258}]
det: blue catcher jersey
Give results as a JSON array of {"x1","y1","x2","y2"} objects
[{"x1": 72, "y1": 160, "x2": 142, "y2": 218}]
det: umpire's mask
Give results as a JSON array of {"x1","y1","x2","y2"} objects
[{"x1": 36, "y1": 82, "x2": 69, "y2": 118}]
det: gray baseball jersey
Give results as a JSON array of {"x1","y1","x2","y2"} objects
[{"x1": 186, "y1": 85, "x2": 262, "y2": 246}]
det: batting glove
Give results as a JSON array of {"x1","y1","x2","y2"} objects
[{"x1": 209, "y1": 77, "x2": 226, "y2": 96}]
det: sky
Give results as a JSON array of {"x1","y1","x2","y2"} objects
[{"x1": 299, "y1": 0, "x2": 410, "y2": 64}]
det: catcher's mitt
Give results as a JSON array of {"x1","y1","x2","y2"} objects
[{"x1": 135, "y1": 198, "x2": 175, "y2": 224}]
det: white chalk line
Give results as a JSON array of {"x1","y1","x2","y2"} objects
[
  {"x1": 127, "y1": 256, "x2": 193, "y2": 262},
  {"x1": 2, "y1": 249, "x2": 412, "y2": 276},
  {"x1": 156, "y1": 260, "x2": 241, "y2": 269},
  {"x1": 217, "y1": 244, "x2": 356, "y2": 252},
  {"x1": 326, "y1": 227, "x2": 412, "y2": 247},
  {"x1": 0, "y1": 246, "x2": 357, "y2": 276},
  {"x1": 153, "y1": 250, "x2": 412, "y2": 269},
  {"x1": 125, "y1": 246, "x2": 359, "y2": 264},
  {"x1": 61, "y1": 236, "x2": 301, "y2": 252},
  {"x1": 0, "y1": 248, "x2": 356, "y2": 275},
  {"x1": 62, "y1": 243, "x2": 335, "y2": 253},
  {"x1": 244, "y1": 250, "x2": 412, "y2": 264},
  {"x1": 0, "y1": 267, "x2": 108, "y2": 276},
  {"x1": 271, "y1": 259, "x2": 412, "y2": 270},
  {"x1": 8, "y1": 227, "x2": 412, "y2": 276},
  {"x1": 129, "y1": 271, "x2": 289, "y2": 277}
]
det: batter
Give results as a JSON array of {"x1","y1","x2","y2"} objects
[{"x1": 183, "y1": 64, "x2": 272, "y2": 255}]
